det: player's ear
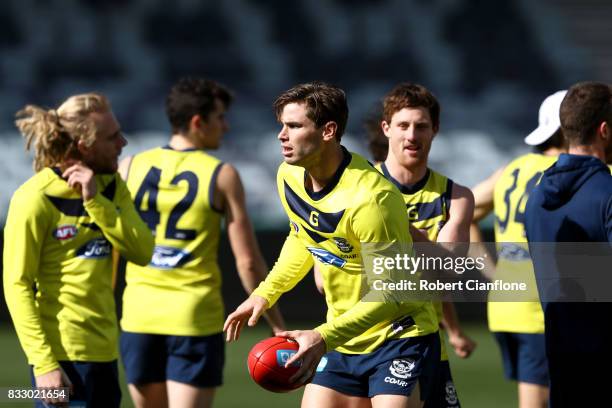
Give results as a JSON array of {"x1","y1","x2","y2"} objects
[
  {"x1": 381, "y1": 120, "x2": 391, "y2": 138},
  {"x1": 598, "y1": 121, "x2": 609, "y2": 141},
  {"x1": 322, "y1": 121, "x2": 338, "y2": 142},
  {"x1": 189, "y1": 114, "x2": 204, "y2": 132}
]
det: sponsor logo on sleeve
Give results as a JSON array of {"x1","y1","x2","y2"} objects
[
  {"x1": 306, "y1": 247, "x2": 347, "y2": 268},
  {"x1": 150, "y1": 246, "x2": 191, "y2": 269},
  {"x1": 53, "y1": 225, "x2": 78, "y2": 241},
  {"x1": 76, "y1": 238, "x2": 111, "y2": 259}
]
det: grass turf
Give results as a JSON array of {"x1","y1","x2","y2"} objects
[{"x1": 0, "y1": 323, "x2": 517, "y2": 407}]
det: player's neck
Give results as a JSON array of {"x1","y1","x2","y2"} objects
[
  {"x1": 169, "y1": 134, "x2": 198, "y2": 150},
  {"x1": 305, "y1": 145, "x2": 344, "y2": 193},
  {"x1": 568, "y1": 144, "x2": 606, "y2": 162},
  {"x1": 384, "y1": 159, "x2": 428, "y2": 186},
  {"x1": 542, "y1": 147, "x2": 564, "y2": 157}
]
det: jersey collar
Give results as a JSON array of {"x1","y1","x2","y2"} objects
[
  {"x1": 304, "y1": 146, "x2": 352, "y2": 201},
  {"x1": 381, "y1": 163, "x2": 430, "y2": 194}
]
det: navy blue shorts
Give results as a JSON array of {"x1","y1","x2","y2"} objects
[
  {"x1": 30, "y1": 360, "x2": 121, "y2": 408},
  {"x1": 120, "y1": 331, "x2": 225, "y2": 388},
  {"x1": 423, "y1": 360, "x2": 461, "y2": 408},
  {"x1": 494, "y1": 332, "x2": 549, "y2": 386},
  {"x1": 311, "y1": 333, "x2": 440, "y2": 399}
]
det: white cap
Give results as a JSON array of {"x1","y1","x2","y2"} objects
[{"x1": 524, "y1": 90, "x2": 567, "y2": 146}]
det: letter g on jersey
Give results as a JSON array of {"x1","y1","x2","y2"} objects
[{"x1": 309, "y1": 211, "x2": 319, "y2": 227}]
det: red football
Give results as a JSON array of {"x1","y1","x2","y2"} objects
[{"x1": 247, "y1": 336, "x2": 301, "y2": 393}]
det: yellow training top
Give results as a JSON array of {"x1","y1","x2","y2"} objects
[
  {"x1": 254, "y1": 148, "x2": 438, "y2": 354},
  {"x1": 121, "y1": 147, "x2": 225, "y2": 336},
  {"x1": 378, "y1": 163, "x2": 452, "y2": 360},
  {"x1": 489, "y1": 153, "x2": 557, "y2": 333},
  {"x1": 3, "y1": 168, "x2": 154, "y2": 376}
]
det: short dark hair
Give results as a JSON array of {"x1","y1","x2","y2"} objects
[
  {"x1": 165, "y1": 77, "x2": 232, "y2": 133},
  {"x1": 273, "y1": 82, "x2": 349, "y2": 141},
  {"x1": 560, "y1": 81, "x2": 612, "y2": 145},
  {"x1": 382, "y1": 83, "x2": 440, "y2": 130},
  {"x1": 533, "y1": 129, "x2": 566, "y2": 153},
  {"x1": 363, "y1": 106, "x2": 388, "y2": 162}
]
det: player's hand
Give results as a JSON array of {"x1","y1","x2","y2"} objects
[
  {"x1": 276, "y1": 329, "x2": 326, "y2": 386},
  {"x1": 223, "y1": 295, "x2": 269, "y2": 342},
  {"x1": 62, "y1": 161, "x2": 97, "y2": 201},
  {"x1": 448, "y1": 331, "x2": 477, "y2": 358},
  {"x1": 35, "y1": 367, "x2": 72, "y2": 406}
]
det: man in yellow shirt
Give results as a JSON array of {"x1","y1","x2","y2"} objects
[
  {"x1": 3, "y1": 93, "x2": 154, "y2": 407},
  {"x1": 225, "y1": 82, "x2": 439, "y2": 407},
  {"x1": 471, "y1": 90, "x2": 567, "y2": 408},
  {"x1": 118, "y1": 77, "x2": 285, "y2": 408}
]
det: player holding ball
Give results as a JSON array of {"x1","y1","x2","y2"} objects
[{"x1": 225, "y1": 82, "x2": 440, "y2": 408}]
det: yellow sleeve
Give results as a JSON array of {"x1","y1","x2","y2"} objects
[
  {"x1": 315, "y1": 191, "x2": 412, "y2": 350},
  {"x1": 252, "y1": 231, "x2": 314, "y2": 307},
  {"x1": 84, "y1": 176, "x2": 154, "y2": 266},
  {"x1": 2, "y1": 190, "x2": 59, "y2": 376}
]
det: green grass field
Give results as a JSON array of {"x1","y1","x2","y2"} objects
[{"x1": 0, "y1": 323, "x2": 516, "y2": 407}]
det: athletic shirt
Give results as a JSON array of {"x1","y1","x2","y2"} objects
[
  {"x1": 489, "y1": 153, "x2": 557, "y2": 333},
  {"x1": 121, "y1": 147, "x2": 225, "y2": 336},
  {"x1": 377, "y1": 163, "x2": 453, "y2": 361},
  {"x1": 254, "y1": 148, "x2": 438, "y2": 354},
  {"x1": 3, "y1": 168, "x2": 153, "y2": 375}
]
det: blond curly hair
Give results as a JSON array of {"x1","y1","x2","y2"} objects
[{"x1": 15, "y1": 93, "x2": 110, "y2": 172}]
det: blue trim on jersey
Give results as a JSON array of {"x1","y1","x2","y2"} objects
[
  {"x1": 162, "y1": 145, "x2": 199, "y2": 152},
  {"x1": 302, "y1": 224, "x2": 328, "y2": 243},
  {"x1": 208, "y1": 162, "x2": 224, "y2": 214},
  {"x1": 304, "y1": 146, "x2": 352, "y2": 201},
  {"x1": 381, "y1": 163, "x2": 430, "y2": 194},
  {"x1": 409, "y1": 198, "x2": 445, "y2": 221},
  {"x1": 45, "y1": 178, "x2": 117, "y2": 216},
  {"x1": 283, "y1": 182, "x2": 345, "y2": 233},
  {"x1": 442, "y1": 178, "x2": 453, "y2": 214}
]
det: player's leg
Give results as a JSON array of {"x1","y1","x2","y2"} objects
[
  {"x1": 370, "y1": 384, "x2": 421, "y2": 408},
  {"x1": 305, "y1": 351, "x2": 371, "y2": 408},
  {"x1": 518, "y1": 383, "x2": 548, "y2": 408},
  {"x1": 166, "y1": 333, "x2": 224, "y2": 408},
  {"x1": 120, "y1": 331, "x2": 169, "y2": 408},
  {"x1": 301, "y1": 384, "x2": 371, "y2": 408},
  {"x1": 128, "y1": 383, "x2": 168, "y2": 408},
  {"x1": 167, "y1": 381, "x2": 215, "y2": 408},
  {"x1": 369, "y1": 334, "x2": 440, "y2": 408},
  {"x1": 516, "y1": 333, "x2": 549, "y2": 408}
]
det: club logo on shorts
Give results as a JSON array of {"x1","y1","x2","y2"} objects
[
  {"x1": 276, "y1": 350, "x2": 301, "y2": 367},
  {"x1": 333, "y1": 237, "x2": 353, "y2": 253},
  {"x1": 53, "y1": 224, "x2": 78, "y2": 241},
  {"x1": 76, "y1": 238, "x2": 111, "y2": 259},
  {"x1": 389, "y1": 359, "x2": 415, "y2": 379},
  {"x1": 445, "y1": 381, "x2": 458, "y2": 405}
]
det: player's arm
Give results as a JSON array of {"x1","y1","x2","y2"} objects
[
  {"x1": 84, "y1": 175, "x2": 154, "y2": 266},
  {"x1": 441, "y1": 302, "x2": 477, "y2": 358},
  {"x1": 472, "y1": 167, "x2": 504, "y2": 223},
  {"x1": 437, "y1": 182, "x2": 474, "y2": 255},
  {"x1": 310, "y1": 192, "x2": 414, "y2": 350},
  {"x1": 2, "y1": 191, "x2": 60, "y2": 377},
  {"x1": 224, "y1": 232, "x2": 314, "y2": 341},
  {"x1": 214, "y1": 163, "x2": 286, "y2": 333}
]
